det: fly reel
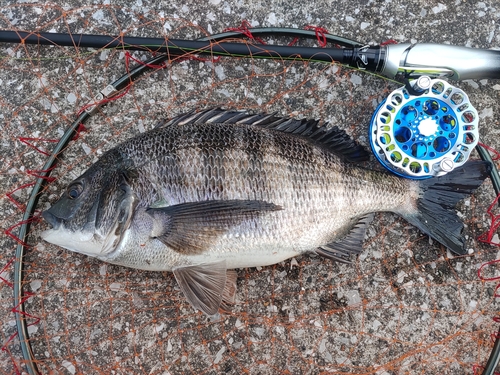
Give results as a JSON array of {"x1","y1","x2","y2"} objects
[{"x1": 369, "y1": 76, "x2": 479, "y2": 179}]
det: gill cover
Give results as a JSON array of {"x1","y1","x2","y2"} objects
[{"x1": 100, "y1": 182, "x2": 138, "y2": 255}]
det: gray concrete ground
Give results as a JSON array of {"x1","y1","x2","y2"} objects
[{"x1": 1, "y1": 0, "x2": 500, "y2": 374}]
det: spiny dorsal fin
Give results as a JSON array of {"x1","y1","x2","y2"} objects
[
  {"x1": 254, "y1": 116, "x2": 370, "y2": 162},
  {"x1": 159, "y1": 108, "x2": 370, "y2": 163}
]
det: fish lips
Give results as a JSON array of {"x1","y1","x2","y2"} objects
[
  {"x1": 42, "y1": 209, "x2": 63, "y2": 230},
  {"x1": 40, "y1": 209, "x2": 63, "y2": 245}
]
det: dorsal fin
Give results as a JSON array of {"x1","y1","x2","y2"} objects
[
  {"x1": 252, "y1": 116, "x2": 370, "y2": 163},
  {"x1": 159, "y1": 108, "x2": 370, "y2": 162}
]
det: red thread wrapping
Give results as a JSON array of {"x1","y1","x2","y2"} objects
[
  {"x1": 77, "y1": 87, "x2": 130, "y2": 116},
  {"x1": 478, "y1": 193, "x2": 500, "y2": 247},
  {"x1": 0, "y1": 257, "x2": 15, "y2": 288},
  {"x1": 124, "y1": 52, "x2": 168, "y2": 69},
  {"x1": 479, "y1": 142, "x2": 500, "y2": 161},
  {"x1": 4, "y1": 216, "x2": 40, "y2": 247},
  {"x1": 380, "y1": 39, "x2": 398, "y2": 46},
  {"x1": 303, "y1": 25, "x2": 329, "y2": 47},
  {"x1": 0, "y1": 257, "x2": 39, "y2": 375},
  {"x1": 179, "y1": 54, "x2": 222, "y2": 63},
  {"x1": 5, "y1": 124, "x2": 59, "y2": 373},
  {"x1": 222, "y1": 22, "x2": 331, "y2": 48},
  {"x1": 473, "y1": 364, "x2": 500, "y2": 375},
  {"x1": 19, "y1": 137, "x2": 58, "y2": 157},
  {"x1": 473, "y1": 364, "x2": 484, "y2": 375},
  {"x1": 477, "y1": 259, "x2": 500, "y2": 282},
  {"x1": 11, "y1": 291, "x2": 40, "y2": 325},
  {"x1": 491, "y1": 330, "x2": 500, "y2": 343},
  {"x1": 286, "y1": 36, "x2": 300, "y2": 47},
  {"x1": 4, "y1": 292, "x2": 40, "y2": 347},
  {"x1": 6, "y1": 182, "x2": 36, "y2": 211},
  {"x1": 72, "y1": 123, "x2": 88, "y2": 141},
  {"x1": 26, "y1": 166, "x2": 56, "y2": 182},
  {"x1": 223, "y1": 20, "x2": 267, "y2": 45}
]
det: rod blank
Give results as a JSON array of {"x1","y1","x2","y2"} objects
[{"x1": 0, "y1": 30, "x2": 350, "y2": 63}]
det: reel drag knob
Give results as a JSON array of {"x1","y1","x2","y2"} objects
[{"x1": 369, "y1": 77, "x2": 479, "y2": 179}]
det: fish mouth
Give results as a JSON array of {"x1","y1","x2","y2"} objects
[
  {"x1": 40, "y1": 211, "x2": 100, "y2": 255},
  {"x1": 41, "y1": 210, "x2": 62, "y2": 230}
]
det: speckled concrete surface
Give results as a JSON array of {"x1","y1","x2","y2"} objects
[{"x1": 1, "y1": 1, "x2": 500, "y2": 374}]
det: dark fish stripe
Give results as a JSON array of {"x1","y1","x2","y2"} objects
[
  {"x1": 271, "y1": 127, "x2": 319, "y2": 165},
  {"x1": 270, "y1": 129, "x2": 325, "y2": 201},
  {"x1": 202, "y1": 148, "x2": 225, "y2": 199},
  {"x1": 200, "y1": 124, "x2": 241, "y2": 199},
  {"x1": 167, "y1": 147, "x2": 187, "y2": 203},
  {"x1": 242, "y1": 125, "x2": 266, "y2": 199}
]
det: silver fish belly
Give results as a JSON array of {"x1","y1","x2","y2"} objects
[{"x1": 41, "y1": 108, "x2": 491, "y2": 316}]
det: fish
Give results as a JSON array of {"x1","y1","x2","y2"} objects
[{"x1": 41, "y1": 108, "x2": 491, "y2": 316}]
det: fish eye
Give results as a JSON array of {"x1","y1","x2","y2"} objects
[{"x1": 67, "y1": 182, "x2": 84, "y2": 199}]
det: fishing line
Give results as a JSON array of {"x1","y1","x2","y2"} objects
[{"x1": 4, "y1": 26, "x2": 500, "y2": 375}]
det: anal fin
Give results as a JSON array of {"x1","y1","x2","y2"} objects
[
  {"x1": 316, "y1": 213, "x2": 375, "y2": 263},
  {"x1": 221, "y1": 270, "x2": 238, "y2": 311},
  {"x1": 173, "y1": 260, "x2": 237, "y2": 316}
]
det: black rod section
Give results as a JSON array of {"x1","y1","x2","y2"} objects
[
  {"x1": 0, "y1": 30, "x2": 346, "y2": 60},
  {"x1": 0, "y1": 30, "x2": 385, "y2": 71}
]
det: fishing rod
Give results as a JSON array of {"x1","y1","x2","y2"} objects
[
  {"x1": 1, "y1": 30, "x2": 500, "y2": 80},
  {"x1": 4, "y1": 28, "x2": 499, "y2": 182}
]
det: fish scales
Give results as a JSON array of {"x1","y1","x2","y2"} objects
[
  {"x1": 41, "y1": 108, "x2": 491, "y2": 316},
  {"x1": 106, "y1": 121, "x2": 410, "y2": 267}
]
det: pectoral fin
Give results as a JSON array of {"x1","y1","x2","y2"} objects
[
  {"x1": 173, "y1": 261, "x2": 238, "y2": 316},
  {"x1": 316, "y1": 213, "x2": 375, "y2": 263},
  {"x1": 147, "y1": 199, "x2": 281, "y2": 254}
]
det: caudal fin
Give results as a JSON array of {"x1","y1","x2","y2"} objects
[{"x1": 403, "y1": 160, "x2": 491, "y2": 255}]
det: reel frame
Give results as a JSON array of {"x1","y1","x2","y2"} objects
[{"x1": 369, "y1": 76, "x2": 479, "y2": 179}]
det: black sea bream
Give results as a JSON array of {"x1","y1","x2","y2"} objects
[{"x1": 41, "y1": 108, "x2": 490, "y2": 315}]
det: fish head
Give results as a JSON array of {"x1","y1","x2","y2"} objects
[{"x1": 41, "y1": 155, "x2": 138, "y2": 259}]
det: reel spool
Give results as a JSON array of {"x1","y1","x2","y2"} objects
[{"x1": 369, "y1": 76, "x2": 479, "y2": 179}]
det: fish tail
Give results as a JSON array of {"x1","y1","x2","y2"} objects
[{"x1": 402, "y1": 160, "x2": 491, "y2": 255}]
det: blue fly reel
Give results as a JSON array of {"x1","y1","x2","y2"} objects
[{"x1": 369, "y1": 76, "x2": 479, "y2": 179}]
